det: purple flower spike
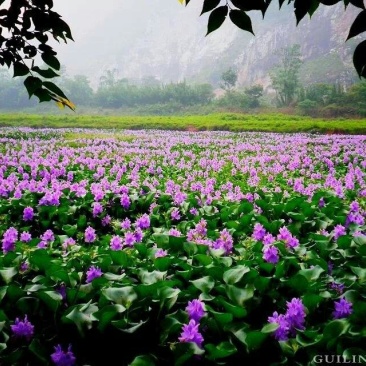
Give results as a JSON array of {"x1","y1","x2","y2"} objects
[
  {"x1": 186, "y1": 299, "x2": 205, "y2": 322},
  {"x1": 51, "y1": 344, "x2": 76, "y2": 366},
  {"x1": 263, "y1": 245, "x2": 279, "y2": 264},
  {"x1": 86, "y1": 266, "x2": 102, "y2": 283},
  {"x1": 23, "y1": 207, "x2": 34, "y2": 221},
  {"x1": 268, "y1": 312, "x2": 289, "y2": 341},
  {"x1": 84, "y1": 226, "x2": 96, "y2": 243},
  {"x1": 11, "y1": 315, "x2": 34, "y2": 340},
  {"x1": 285, "y1": 298, "x2": 306, "y2": 332},
  {"x1": 178, "y1": 319, "x2": 204, "y2": 348},
  {"x1": 333, "y1": 298, "x2": 352, "y2": 319}
]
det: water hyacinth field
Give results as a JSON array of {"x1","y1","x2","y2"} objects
[{"x1": 0, "y1": 128, "x2": 366, "y2": 365}]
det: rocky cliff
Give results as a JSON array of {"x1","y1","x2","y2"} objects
[{"x1": 58, "y1": 1, "x2": 360, "y2": 88}]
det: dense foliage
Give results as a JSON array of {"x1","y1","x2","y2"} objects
[{"x1": 0, "y1": 128, "x2": 365, "y2": 365}]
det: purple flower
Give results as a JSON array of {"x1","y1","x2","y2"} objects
[
  {"x1": 41, "y1": 229, "x2": 54, "y2": 242},
  {"x1": 20, "y1": 232, "x2": 32, "y2": 243},
  {"x1": 20, "y1": 261, "x2": 29, "y2": 272},
  {"x1": 120, "y1": 193, "x2": 131, "y2": 209},
  {"x1": 350, "y1": 201, "x2": 359, "y2": 212},
  {"x1": 101, "y1": 215, "x2": 111, "y2": 226},
  {"x1": 155, "y1": 248, "x2": 168, "y2": 258},
  {"x1": 2, "y1": 227, "x2": 18, "y2": 254},
  {"x1": 169, "y1": 228, "x2": 182, "y2": 237},
  {"x1": 285, "y1": 298, "x2": 306, "y2": 332},
  {"x1": 263, "y1": 233, "x2": 275, "y2": 245},
  {"x1": 318, "y1": 197, "x2": 325, "y2": 208},
  {"x1": 333, "y1": 298, "x2": 352, "y2": 319},
  {"x1": 37, "y1": 241, "x2": 48, "y2": 249},
  {"x1": 136, "y1": 214, "x2": 150, "y2": 230},
  {"x1": 286, "y1": 236, "x2": 299, "y2": 249},
  {"x1": 51, "y1": 344, "x2": 76, "y2": 366},
  {"x1": 110, "y1": 235, "x2": 123, "y2": 251},
  {"x1": 329, "y1": 282, "x2": 345, "y2": 294},
  {"x1": 186, "y1": 299, "x2": 205, "y2": 322},
  {"x1": 328, "y1": 261, "x2": 334, "y2": 275},
  {"x1": 263, "y1": 245, "x2": 279, "y2": 264},
  {"x1": 86, "y1": 266, "x2": 102, "y2": 283},
  {"x1": 11, "y1": 315, "x2": 34, "y2": 340},
  {"x1": 23, "y1": 207, "x2": 34, "y2": 221},
  {"x1": 124, "y1": 232, "x2": 136, "y2": 247},
  {"x1": 189, "y1": 208, "x2": 198, "y2": 216},
  {"x1": 277, "y1": 227, "x2": 292, "y2": 242},
  {"x1": 84, "y1": 227, "x2": 96, "y2": 243},
  {"x1": 62, "y1": 238, "x2": 76, "y2": 250},
  {"x1": 178, "y1": 320, "x2": 204, "y2": 348},
  {"x1": 121, "y1": 218, "x2": 131, "y2": 230},
  {"x1": 92, "y1": 202, "x2": 103, "y2": 217},
  {"x1": 171, "y1": 208, "x2": 181, "y2": 221},
  {"x1": 334, "y1": 224, "x2": 346, "y2": 240},
  {"x1": 213, "y1": 229, "x2": 233, "y2": 254},
  {"x1": 268, "y1": 312, "x2": 289, "y2": 341},
  {"x1": 252, "y1": 223, "x2": 266, "y2": 241},
  {"x1": 134, "y1": 228, "x2": 143, "y2": 243}
]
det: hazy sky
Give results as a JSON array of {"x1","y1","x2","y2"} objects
[
  {"x1": 51, "y1": 0, "x2": 209, "y2": 80},
  {"x1": 47, "y1": 1, "x2": 358, "y2": 86}
]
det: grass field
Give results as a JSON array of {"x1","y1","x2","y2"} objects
[{"x1": 0, "y1": 113, "x2": 366, "y2": 133}]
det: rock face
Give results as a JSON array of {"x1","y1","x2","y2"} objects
[{"x1": 59, "y1": 1, "x2": 360, "y2": 87}]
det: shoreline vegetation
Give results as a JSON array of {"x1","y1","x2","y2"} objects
[{"x1": 0, "y1": 113, "x2": 366, "y2": 134}]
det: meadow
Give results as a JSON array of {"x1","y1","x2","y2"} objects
[
  {"x1": 0, "y1": 127, "x2": 365, "y2": 365},
  {"x1": 1, "y1": 113, "x2": 366, "y2": 134}
]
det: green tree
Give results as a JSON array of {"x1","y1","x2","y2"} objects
[
  {"x1": 244, "y1": 84, "x2": 263, "y2": 108},
  {"x1": 220, "y1": 68, "x2": 238, "y2": 91},
  {"x1": 61, "y1": 75, "x2": 94, "y2": 106},
  {"x1": 270, "y1": 44, "x2": 302, "y2": 106}
]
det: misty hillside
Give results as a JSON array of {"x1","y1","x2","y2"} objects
[{"x1": 56, "y1": 1, "x2": 360, "y2": 88}]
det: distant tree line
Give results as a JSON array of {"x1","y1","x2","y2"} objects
[{"x1": 0, "y1": 59, "x2": 365, "y2": 117}]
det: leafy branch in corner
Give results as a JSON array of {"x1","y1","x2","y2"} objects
[
  {"x1": 0, "y1": 0, "x2": 75, "y2": 110},
  {"x1": 180, "y1": 0, "x2": 366, "y2": 79}
]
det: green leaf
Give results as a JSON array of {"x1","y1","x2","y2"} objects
[
  {"x1": 354, "y1": 39, "x2": 366, "y2": 78},
  {"x1": 223, "y1": 265, "x2": 250, "y2": 285},
  {"x1": 0, "y1": 267, "x2": 17, "y2": 284},
  {"x1": 217, "y1": 297, "x2": 247, "y2": 318},
  {"x1": 102, "y1": 287, "x2": 137, "y2": 307},
  {"x1": 37, "y1": 291, "x2": 63, "y2": 311},
  {"x1": 94, "y1": 304, "x2": 126, "y2": 331},
  {"x1": 41, "y1": 52, "x2": 61, "y2": 70},
  {"x1": 24, "y1": 76, "x2": 42, "y2": 98},
  {"x1": 298, "y1": 265, "x2": 325, "y2": 282},
  {"x1": 201, "y1": 0, "x2": 221, "y2": 15},
  {"x1": 29, "y1": 339, "x2": 48, "y2": 363},
  {"x1": 32, "y1": 66, "x2": 59, "y2": 78},
  {"x1": 229, "y1": 10, "x2": 254, "y2": 34},
  {"x1": 226, "y1": 284, "x2": 254, "y2": 306},
  {"x1": 43, "y1": 81, "x2": 68, "y2": 99},
  {"x1": 129, "y1": 355, "x2": 156, "y2": 366},
  {"x1": 351, "y1": 266, "x2": 366, "y2": 282},
  {"x1": 205, "y1": 342, "x2": 237, "y2": 360},
  {"x1": 206, "y1": 6, "x2": 228, "y2": 35},
  {"x1": 64, "y1": 302, "x2": 98, "y2": 336},
  {"x1": 245, "y1": 331, "x2": 267, "y2": 350},
  {"x1": 323, "y1": 319, "x2": 350, "y2": 341},
  {"x1": 191, "y1": 276, "x2": 215, "y2": 293},
  {"x1": 174, "y1": 342, "x2": 205, "y2": 366},
  {"x1": 13, "y1": 62, "x2": 29, "y2": 77},
  {"x1": 261, "y1": 322, "x2": 279, "y2": 333}
]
